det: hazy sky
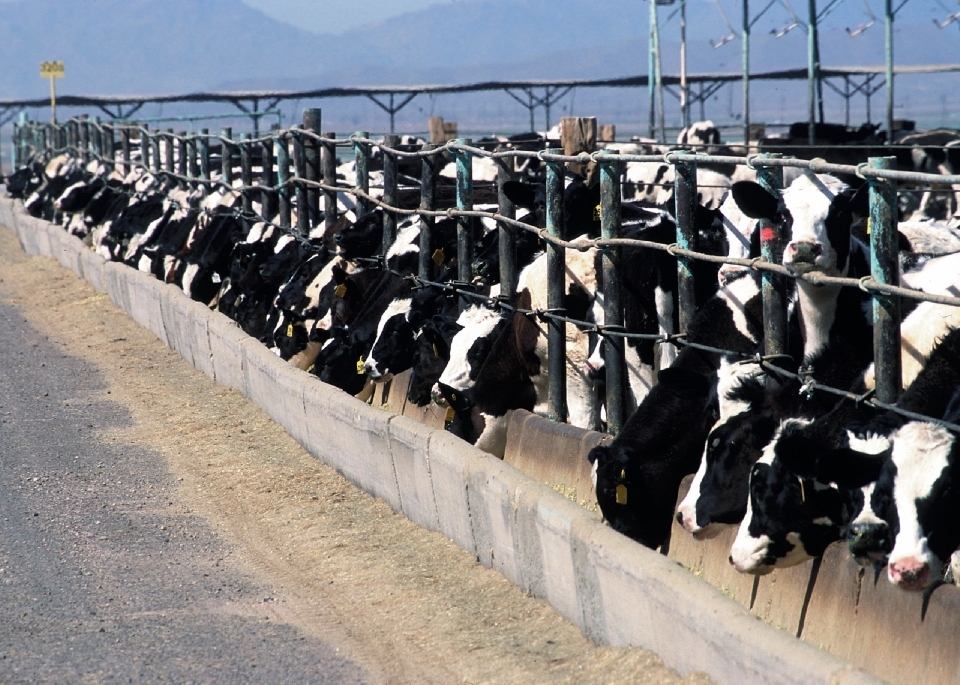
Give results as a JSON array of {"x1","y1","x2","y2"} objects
[{"x1": 239, "y1": 0, "x2": 453, "y2": 34}]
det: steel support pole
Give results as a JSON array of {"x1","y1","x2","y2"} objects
[
  {"x1": 419, "y1": 143, "x2": 438, "y2": 281},
  {"x1": 220, "y1": 127, "x2": 233, "y2": 188},
  {"x1": 497, "y1": 151, "x2": 518, "y2": 307},
  {"x1": 354, "y1": 131, "x2": 371, "y2": 217},
  {"x1": 743, "y1": 0, "x2": 751, "y2": 147},
  {"x1": 599, "y1": 150, "x2": 625, "y2": 436},
  {"x1": 757, "y1": 154, "x2": 787, "y2": 356},
  {"x1": 277, "y1": 134, "x2": 292, "y2": 229},
  {"x1": 885, "y1": 0, "x2": 895, "y2": 143},
  {"x1": 321, "y1": 131, "x2": 338, "y2": 236},
  {"x1": 381, "y1": 134, "x2": 400, "y2": 255},
  {"x1": 293, "y1": 129, "x2": 309, "y2": 236},
  {"x1": 808, "y1": 0, "x2": 819, "y2": 145},
  {"x1": 674, "y1": 157, "x2": 698, "y2": 333},
  {"x1": 869, "y1": 156, "x2": 900, "y2": 403},
  {"x1": 240, "y1": 133, "x2": 253, "y2": 220},
  {"x1": 454, "y1": 138, "x2": 474, "y2": 298},
  {"x1": 302, "y1": 109, "x2": 321, "y2": 232},
  {"x1": 545, "y1": 148, "x2": 567, "y2": 423}
]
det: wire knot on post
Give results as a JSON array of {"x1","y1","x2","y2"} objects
[{"x1": 798, "y1": 364, "x2": 816, "y2": 399}]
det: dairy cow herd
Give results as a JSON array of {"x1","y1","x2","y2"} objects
[{"x1": 8, "y1": 122, "x2": 960, "y2": 596}]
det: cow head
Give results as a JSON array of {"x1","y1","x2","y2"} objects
[
  {"x1": 677, "y1": 404, "x2": 778, "y2": 539},
  {"x1": 882, "y1": 422, "x2": 960, "y2": 591},
  {"x1": 433, "y1": 305, "x2": 506, "y2": 405},
  {"x1": 729, "y1": 419, "x2": 846, "y2": 574},
  {"x1": 732, "y1": 174, "x2": 868, "y2": 278},
  {"x1": 335, "y1": 210, "x2": 384, "y2": 259}
]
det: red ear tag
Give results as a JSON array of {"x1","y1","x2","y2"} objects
[{"x1": 760, "y1": 227, "x2": 776, "y2": 243}]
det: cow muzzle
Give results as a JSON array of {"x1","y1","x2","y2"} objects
[
  {"x1": 783, "y1": 241, "x2": 824, "y2": 273},
  {"x1": 888, "y1": 557, "x2": 934, "y2": 591},
  {"x1": 846, "y1": 523, "x2": 891, "y2": 566}
]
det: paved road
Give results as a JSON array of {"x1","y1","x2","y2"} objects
[{"x1": 0, "y1": 300, "x2": 369, "y2": 684}]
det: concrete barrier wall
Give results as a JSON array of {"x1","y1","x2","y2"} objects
[{"x1": 0, "y1": 193, "x2": 887, "y2": 685}]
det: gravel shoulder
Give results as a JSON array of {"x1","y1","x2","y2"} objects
[{"x1": 0, "y1": 224, "x2": 710, "y2": 685}]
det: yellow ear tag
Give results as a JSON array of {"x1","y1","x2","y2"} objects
[
  {"x1": 432, "y1": 248, "x2": 445, "y2": 266},
  {"x1": 866, "y1": 218, "x2": 871, "y2": 235},
  {"x1": 432, "y1": 343, "x2": 440, "y2": 357},
  {"x1": 444, "y1": 406, "x2": 456, "y2": 422},
  {"x1": 286, "y1": 323, "x2": 294, "y2": 338},
  {"x1": 616, "y1": 484, "x2": 628, "y2": 505},
  {"x1": 334, "y1": 283, "x2": 347, "y2": 298},
  {"x1": 798, "y1": 477, "x2": 806, "y2": 503},
  {"x1": 357, "y1": 357, "x2": 366, "y2": 374},
  {"x1": 593, "y1": 204, "x2": 602, "y2": 222}
]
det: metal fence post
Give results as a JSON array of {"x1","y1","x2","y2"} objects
[
  {"x1": 79, "y1": 119, "x2": 90, "y2": 164},
  {"x1": 381, "y1": 134, "x2": 400, "y2": 255},
  {"x1": 103, "y1": 124, "x2": 115, "y2": 173},
  {"x1": 150, "y1": 128, "x2": 161, "y2": 174},
  {"x1": 870, "y1": 156, "x2": 901, "y2": 403},
  {"x1": 261, "y1": 136, "x2": 276, "y2": 220},
  {"x1": 276, "y1": 134, "x2": 292, "y2": 229},
  {"x1": 187, "y1": 133, "x2": 199, "y2": 184},
  {"x1": 321, "y1": 131, "x2": 338, "y2": 236},
  {"x1": 545, "y1": 147, "x2": 567, "y2": 423},
  {"x1": 139, "y1": 125, "x2": 150, "y2": 172},
  {"x1": 673, "y1": 154, "x2": 698, "y2": 334},
  {"x1": 220, "y1": 127, "x2": 233, "y2": 189},
  {"x1": 240, "y1": 133, "x2": 253, "y2": 219},
  {"x1": 453, "y1": 138, "x2": 474, "y2": 296},
  {"x1": 756, "y1": 153, "x2": 787, "y2": 356},
  {"x1": 198, "y1": 128, "x2": 210, "y2": 186},
  {"x1": 12, "y1": 122, "x2": 19, "y2": 169},
  {"x1": 497, "y1": 150, "x2": 518, "y2": 307},
  {"x1": 121, "y1": 126, "x2": 131, "y2": 177},
  {"x1": 292, "y1": 128, "x2": 308, "y2": 236},
  {"x1": 419, "y1": 143, "x2": 438, "y2": 280},
  {"x1": 599, "y1": 150, "x2": 625, "y2": 436},
  {"x1": 163, "y1": 129, "x2": 174, "y2": 176},
  {"x1": 302, "y1": 109, "x2": 321, "y2": 231},
  {"x1": 176, "y1": 131, "x2": 188, "y2": 182},
  {"x1": 91, "y1": 119, "x2": 101, "y2": 160},
  {"x1": 354, "y1": 131, "x2": 370, "y2": 217}
]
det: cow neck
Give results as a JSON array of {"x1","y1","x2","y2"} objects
[{"x1": 795, "y1": 280, "x2": 841, "y2": 360}]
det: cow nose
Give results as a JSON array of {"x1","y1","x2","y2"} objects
[
  {"x1": 431, "y1": 383, "x2": 448, "y2": 406},
  {"x1": 583, "y1": 359, "x2": 604, "y2": 378},
  {"x1": 786, "y1": 241, "x2": 823, "y2": 262},
  {"x1": 846, "y1": 523, "x2": 891, "y2": 564},
  {"x1": 888, "y1": 558, "x2": 932, "y2": 591}
]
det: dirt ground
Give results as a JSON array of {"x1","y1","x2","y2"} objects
[{"x1": 0, "y1": 224, "x2": 711, "y2": 685}]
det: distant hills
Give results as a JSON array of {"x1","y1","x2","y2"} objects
[{"x1": 0, "y1": 0, "x2": 957, "y2": 131}]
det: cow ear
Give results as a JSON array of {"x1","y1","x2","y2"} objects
[
  {"x1": 587, "y1": 443, "x2": 609, "y2": 465},
  {"x1": 502, "y1": 181, "x2": 537, "y2": 209},
  {"x1": 731, "y1": 181, "x2": 778, "y2": 221}
]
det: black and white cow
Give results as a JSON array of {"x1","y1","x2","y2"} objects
[{"x1": 588, "y1": 272, "x2": 764, "y2": 548}]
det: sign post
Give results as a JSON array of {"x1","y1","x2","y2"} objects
[{"x1": 40, "y1": 61, "x2": 65, "y2": 124}]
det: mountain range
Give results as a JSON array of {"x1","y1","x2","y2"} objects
[{"x1": 0, "y1": 0, "x2": 956, "y2": 133}]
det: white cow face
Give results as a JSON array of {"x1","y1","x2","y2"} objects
[{"x1": 433, "y1": 306, "x2": 504, "y2": 404}]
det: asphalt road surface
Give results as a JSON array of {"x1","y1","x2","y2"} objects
[{"x1": 0, "y1": 224, "x2": 709, "y2": 685}]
